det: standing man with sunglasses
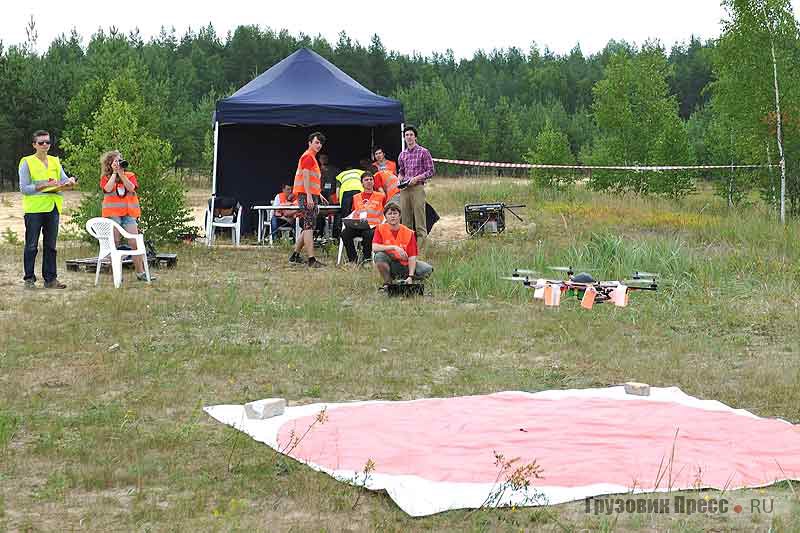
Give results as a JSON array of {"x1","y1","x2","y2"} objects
[{"x1": 18, "y1": 130, "x2": 77, "y2": 289}]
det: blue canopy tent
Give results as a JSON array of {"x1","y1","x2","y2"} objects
[{"x1": 211, "y1": 48, "x2": 404, "y2": 235}]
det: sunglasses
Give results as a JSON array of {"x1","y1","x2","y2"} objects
[{"x1": 36, "y1": 140, "x2": 51, "y2": 146}]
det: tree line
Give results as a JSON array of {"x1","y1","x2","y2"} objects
[{"x1": 0, "y1": 0, "x2": 797, "y2": 214}]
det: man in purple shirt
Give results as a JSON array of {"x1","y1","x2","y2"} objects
[{"x1": 397, "y1": 125, "x2": 435, "y2": 248}]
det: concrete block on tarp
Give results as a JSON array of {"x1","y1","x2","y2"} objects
[
  {"x1": 624, "y1": 382, "x2": 651, "y2": 396},
  {"x1": 245, "y1": 398, "x2": 286, "y2": 419}
]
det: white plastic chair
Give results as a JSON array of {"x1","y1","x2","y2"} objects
[
  {"x1": 205, "y1": 202, "x2": 242, "y2": 246},
  {"x1": 85, "y1": 217, "x2": 151, "y2": 288}
]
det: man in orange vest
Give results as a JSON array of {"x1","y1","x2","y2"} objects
[
  {"x1": 19, "y1": 129, "x2": 77, "y2": 289},
  {"x1": 289, "y1": 132, "x2": 327, "y2": 268},
  {"x1": 270, "y1": 183, "x2": 297, "y2": 241},
  {"x1": 340, "y1": 171, "x2": 385, "y2": 264},
  {"x1": 370, "y1": 146, "x2": 397, "y2": 175},
  {"x1": 372, "y1": 202, "x2": 433, "y2": 288}
]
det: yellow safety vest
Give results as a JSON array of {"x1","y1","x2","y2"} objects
[
  {"x1": 336, "y1": 169, "x2": 365, "y2": 195},
  {"x1": 20, "y1": 154, "x2": 64, "y2": 214}
]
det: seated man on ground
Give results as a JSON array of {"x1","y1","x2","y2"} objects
[
  {"x1": 372, "y1": 202, "x2": 433, "y2": 287},
  {"x1": 270, "y1": 183, "x2": 297, "y2": 240},
  {"x1": 341, "y1": 171, "x2": 385, "y2": 264}
]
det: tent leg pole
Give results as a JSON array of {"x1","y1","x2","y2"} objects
[{"x1": 209, "y1": 121, "x2": 220, "y2": 247}]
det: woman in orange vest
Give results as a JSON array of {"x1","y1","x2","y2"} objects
[
  {"x1": 372, "y1": 202, "x2": 433, "y2": 288},
  {"x1": 340, "y1": 171, "x2": 385, "y2": 264},
  {"x1": 374, "y1": 169, "x2": 401, "y2": 204},
  {"x1": 99, "y1": 150, "x2": 150, "y2": 281}
]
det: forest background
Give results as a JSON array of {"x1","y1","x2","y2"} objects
[{"x1": 0, "y1": 0, "x2": 797, "y2": 213}]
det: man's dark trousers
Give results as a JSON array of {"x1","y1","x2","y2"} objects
[
  {"x1": 23, "y1": 205, "x2": 59, "y2": 282},
  {"x1": 333, "y1": 190, "x2": 358, "y2": 240},
  {"x1": 341, "y1": 226, "x2": 375, "y2": 262}
]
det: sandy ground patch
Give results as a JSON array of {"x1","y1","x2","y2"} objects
[
  {"x1": 429, "y1": 214, "x2": 466, "y2": 243},
  {"x1": 0, "y1": 190, "x2": 212, "y2": 238},
  {"x1": 0, "y1": 191, "x2": 85, "y2": 238},
  {"x1": 1, "y1": 185, "x2": 474, "y2": 242}
]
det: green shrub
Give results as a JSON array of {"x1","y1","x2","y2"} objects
[{"x1": 527, "y1": 121, "x2": 577, "y2": 191}]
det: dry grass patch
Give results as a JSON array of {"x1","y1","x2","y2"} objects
[{"x1": 1, "y1": 178, "x2": 799, "y2": 531}]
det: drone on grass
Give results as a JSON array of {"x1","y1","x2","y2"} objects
[{"x1": 502, "y1": 266, "x2": 659, "y2": 308}]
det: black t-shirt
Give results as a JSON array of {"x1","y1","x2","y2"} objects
[{"x1": 321, "y1": 164, "x2": 340, "y2": 195}]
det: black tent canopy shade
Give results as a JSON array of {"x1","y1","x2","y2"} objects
[
  {"x1": 215, "y1": 48, "x2": 403, "y2": 125},
  {"x1": 210, "y1": 48, "x2": 405, "y2": 236}
]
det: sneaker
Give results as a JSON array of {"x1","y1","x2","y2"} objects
[
  {"x1": 136, "y1": 272, "x2": 156, "y2": 282},
  {"x1": 307, "y1": 257, "x2": 325, "y2": 268},
  {"x1": 378, "y1": 283, "x2": 389, "y2": 293},
  {"x1": 44, "y1": 279, "x2": 66, "y2": 289},
  {"x1": 289, "y1": 252, "x2": 304, "y2": 264},
  {"x1": 24, "y1": 280, "x2": 36, "y2": 290}
]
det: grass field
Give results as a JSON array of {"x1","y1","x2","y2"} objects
[{"x1": 1, "y1": 177, "x2": 799, "y2": 532}]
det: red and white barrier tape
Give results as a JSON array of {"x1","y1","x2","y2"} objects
[{"x1": 432, "y1": 158, "x2": 772, "y2": 171}]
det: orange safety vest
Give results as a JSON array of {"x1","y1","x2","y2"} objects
[
  {"x1": 376, "y1": 223, "x2": 414, "y2": 266},
  {"x1": 293, "y1": 149, "x2": 321, "y2": 196},
  {"x1": 275, "y1": 192, "x2": 298, "y2": 217},
  {"x1": 351, "y1": 191, "x2": 386, "y2": 228},
  {"x1": 376, "y1": 171, "x2": 400, "y2": 203},
  {"x1": 372, "y1": 159, "x2": 397, "y2": 175},
  {"x1": 101, "y1": 172, "x2": 141, "y2": 218}
]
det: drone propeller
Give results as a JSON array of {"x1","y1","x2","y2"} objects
[
  {"x1": 632, "y1": 271, "x2": 660, "y2": 279},
  {"x1": 513, "y1": 268, "x2": 539, "y2": 276},
  {"x1": 622, "y1": 279, "x2": 659, "y2": 291},
  {"x1": 548, "y1": 266, "x2": 592, "y2": 274}
]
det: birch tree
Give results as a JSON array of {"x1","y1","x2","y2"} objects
[{"x1": 712, "y1": 0, "x2": 800, "y2": 218}]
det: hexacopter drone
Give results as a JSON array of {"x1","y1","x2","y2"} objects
[{"x1": 503, "y1": 266, "x2": 658, "y2": 308}]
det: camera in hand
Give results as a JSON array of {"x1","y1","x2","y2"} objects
[{"x1": 119, "y1": 159, "x2": 129, "y2": 169}]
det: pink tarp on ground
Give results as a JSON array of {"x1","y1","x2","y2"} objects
[{"x1": 205, "y1": 387, "x2": 800, "y2": 516}]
